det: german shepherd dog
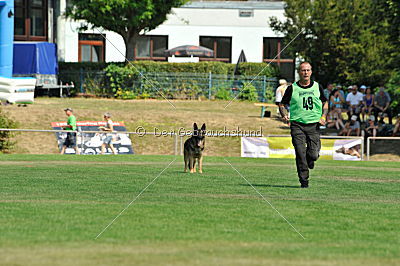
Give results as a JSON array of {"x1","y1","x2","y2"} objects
[{"x1": 184, "y1": 123, "x2": 206, "y2": 173}]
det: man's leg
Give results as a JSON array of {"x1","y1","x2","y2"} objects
[
  {"x1": 70, "y1": 133, "x2": 79, "y2": 155},
  {"x1": 290, "y1": 122, "x2": 309, "y2": 187},
  {"x1": 387, "y1": 108, "x2": 393, "y2": 124},
  {"x1": 373, "y1": 108, "x2": 380, "y2": 122},
  {"x1": 60, "y1": 134, "x2": 70, "y2": 154},
  {"x1": 305, "y1": 123, "x2": 321, "y2": 170},
  {"x1": 110, "y1": 144, "x2": 117, "y2": 155},
  {"x1": 60, "y1": 145, "x2": 66, "y2": 154}
]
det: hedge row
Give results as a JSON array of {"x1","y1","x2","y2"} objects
[
  {"x1": 58, "y1": 61, "x2": 278, "y2": 76},
  {"x1": 58, "y1": 61, "x2": 279, "y2": 99}
]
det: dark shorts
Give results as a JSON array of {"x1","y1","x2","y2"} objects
[{"x1": 63, "y1": 132, "x2": 77, "y2": 148}]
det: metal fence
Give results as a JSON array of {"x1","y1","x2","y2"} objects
[
  {"x1": 0, "y1": 129, "x2": 370, "y2": 160},
  {"x1": 59, "y1": 70, "x2": 278, "y2": 102},
  {"x1": 0, "y1": 128, "x2": 263, "y2": 156},
  {"x1": 366, "y1": 137, "x2": 400, "y2": 160}
]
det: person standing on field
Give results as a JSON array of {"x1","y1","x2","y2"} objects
[
  {"x1": 99, "y1": 112, "x2": 117, "y2": 155},
  {"x1": 60, "y1": 108, "x2": 80, "y2": 155},
  {"x1": 279, "y1": 62, "x2": 328, "y2": 188}
]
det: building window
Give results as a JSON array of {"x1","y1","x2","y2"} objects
[
  {"x1": 263, "y1": 38, "x2": 295, "y2": 82},
  {"x1": 78, "y1": 34, "x2": 106, "y2": 62},
  {"x1": 199, "y1": 36, "x2": 232, "y2": 62},
  {"x1": 135, "y1": 35, "x2": 168, "y2": 61},
  {"x1": 14, "y1": 0, "x2": 47, "y2": 41}
]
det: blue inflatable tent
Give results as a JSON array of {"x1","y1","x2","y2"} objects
[{"x1": 13, "y1": 42, "x2": 58, "y2": 75}]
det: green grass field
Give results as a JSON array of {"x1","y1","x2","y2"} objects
[{"x1": 1, "y1": 155, "x2": 399, "y2": 265}]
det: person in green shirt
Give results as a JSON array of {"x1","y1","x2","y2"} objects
[
  {"x1": 60, "y1": 108, "x2": 80, "y2": 155},
  {"x1": 279, "y1": 62, "x2": 328, "y2": 188}
]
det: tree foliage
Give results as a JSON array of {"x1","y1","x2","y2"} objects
[
  {"x1": 66, "y1": 0, "x2": 188, "y2": 60},
  {"x1": 269, "y1": 0, "x2": 400, "y2": 87},
  {"x1": 386, "y1": 70, "x2": 400, "y2": 114},
  {"x1": 0, "y1": 107, "x2": 18, "y2": 153}
]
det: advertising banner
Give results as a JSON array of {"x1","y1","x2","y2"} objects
[
  {"x1": 51, "y1": 121, "x2": 134, "y2": 155},
  {"x1": 241, "y1": 137, "x2": 362, "y2": 161}
]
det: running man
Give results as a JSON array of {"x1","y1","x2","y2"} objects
[{"x1": 279, "y1": 62, "x2": 328, "y2": 188}]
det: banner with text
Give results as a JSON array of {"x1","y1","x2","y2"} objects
[
  {"x1": 241, "y1": 137, "x2": 362, "y2": 161},
  {"x1": 51, "y1": 121, "x2": 134, "y2": 155}
]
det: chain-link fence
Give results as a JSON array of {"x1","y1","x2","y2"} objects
[{"x1": 59, "y1": 70, "x2": 277, "y2": 102}]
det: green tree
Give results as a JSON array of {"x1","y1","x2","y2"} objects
[
  {"x1": 269, "y1": 0, "x2": 399, "y2": 87},
  {"x1": 66, "y1": 0, "x2": 188, "y2": 61},
  {"x1": 0, "y1": 108, "x2": 18, "y2": 153},
  {"x1": 385, "y1": 70, "x2": 400, "y2": 114}
]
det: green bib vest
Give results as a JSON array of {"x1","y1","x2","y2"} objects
[{"x1": 290, "y1": 81, "x2": 322, "y2": 124}]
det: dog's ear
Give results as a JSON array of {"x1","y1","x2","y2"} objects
[
  {"x1": 201, "y1": 123, "x2": 206, "y2": 131},
  {"x1": 193, "y1": 123, "x2": 198, "y2": 131}
]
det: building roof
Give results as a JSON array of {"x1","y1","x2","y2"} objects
[{"x1": 183, "y1": 1, "x2": 285, "y2": 10}]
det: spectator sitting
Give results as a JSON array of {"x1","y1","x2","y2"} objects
[
  {"x1": 392, "y1": 114, "x2": 400, "y2": 136},
  {"x1": 326, "y1": 106, "x2": 345, "y2": 130},
  {"x1": 336, "y1": 84, "x2": 347, "y2": 109},
  {"x1": 324, "y1": 83, "x2": 334, "y2": 101},
  {"x1": 374, "y1": 87, "x2": 392, "y2": 124},
  {"x1": 346, "y1": 85, "x2": 364, "y2": 118},
  {"x1": 330, "y1": 89, "x2": 345, "y2": 117},
  {"x1": 359, "y1": 85, "x2": 367, "y2": 96},
  {"x1": 336, "y1": 84, "x2": 345, "y2": 97},
  {"x1": 364, "y1": 115, "x2": 378, "y2": 139},
  {"x1": 361, "y1": 87, "x2": 374, "y2": 122},
  {"x1": 339, "y1": 115, "x2": 361, "y2": 136}
]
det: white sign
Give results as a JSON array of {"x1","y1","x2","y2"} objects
[{"x1": 241, "y1": 137, "x2": 362, "y2": 161}]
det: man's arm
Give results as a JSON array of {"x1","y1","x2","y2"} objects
[
  {"x1": 317, "y1": 84, "x2": 329, "y2": 125},
  {"x1": 279, "y1": 103, "x2": 289, "y2": 123},
  {"x1": 279, "y1": 85, "x2": 293, "y2": 123},
  {"x1": 319, "y1": 101, "x2": 329, "y2": 125},
  {"x1": 374, "y1": 100, "x2": 383, "y2": 110},
  {"x1": 108, "y1": 121, "x2": 114, "y2": 131},
  {"x1": 63, "y1": 121, "x2": 72, "y2": 129},
  {"x1": 383, "y1": 102, "x2": 389, "y2": 111},
  {"x1": 345, "y1": 94, "x2": 351, "y2": 107},
  {"x1": 357, "y1": 94, "x2": 364, "y2": 107},
  {"x1": 383, "y1": 96, "x2": 390, "y2": 111}
]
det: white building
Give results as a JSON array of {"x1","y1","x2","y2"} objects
[{"x1": 14, "y1": 0, "x2": 294, "y2": 80}]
